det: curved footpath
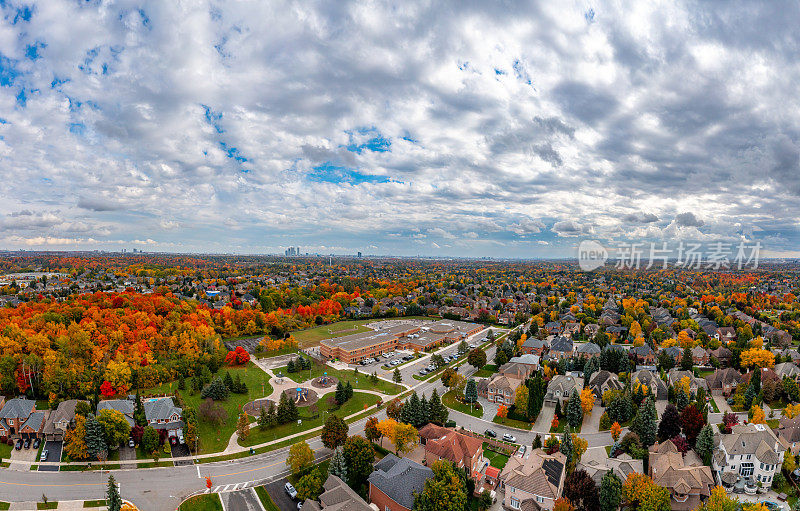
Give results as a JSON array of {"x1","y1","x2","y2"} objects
[{"x1": 0, "y1": 326, "x2": 550, "y2": 510}]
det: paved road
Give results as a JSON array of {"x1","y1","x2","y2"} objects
[
  {"x1": 222, "y1": 487, "x2": 264, "y2": 511},
  {"x1": 0, "y1": 325, "x2": 521, "y2": 510}
]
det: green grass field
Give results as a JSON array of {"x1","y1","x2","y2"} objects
[
  {"x1": 473, "y1": 364, "x2": 497, "y2": 378},
  {"x1": 482, "y1": 445, "x2": 510, "y2": 470},
  {"x1": 144, "y1": 362, "x2": 274, "y2": 454},
  {"x1": 255, "y1": 487, "x2": 279, "y2": 511},
  {"x1": 273, "y1": 361, "x2": 402, "y2": 394},
  {"x1": 255, "y1": 346, "x2": 299, "y2": 359},
  {"x1": 0, "y1": 441, "x2": 12, "y2": 461},
  {"x1": 442, "y1": 390, "x2": 483, "y2": 417},
  {"x1": 239, "y1": 391, "x2": 377, "y2": 447},
  {"x1": 492, "y1": 415, "x2": 532, "y2": 430},
  {"x1": 179, "y1": 493, "x2": 223, "y2": 511}
]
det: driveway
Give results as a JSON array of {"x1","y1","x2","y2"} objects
[
  {"x1": 532, "y1": 405, "x2": 554, "y2": 433},
  {"x1": 9, "y1": 440, "x2": 39, "y2": 467},
  {"x1": 171, "y1": 443, "x2": 192, "y2": 466},
  {"x1": 118, "y1": 444, "x2": 136, "y2": 462},
  {"x1": 655, "y1": 399, "x2": 668, "y2": 418},
  {"x1": 265, "y1": 479, "x2": 298, "y2": 511},
  {"x1": 221, "y1": 488, "x2": 264, "y2": 511},
  {"x1": 38, "y1": 441, "x2": 62, "y2": 472},
  {"x1": 481, "y1": 399, "x2": 499, "y2": 421},
  {"x1": 714, "y1": 395, "x2": 733, "y2": 414},
  {"x1": 582, "y1": 405, "x2": 605, "y2": 434}
]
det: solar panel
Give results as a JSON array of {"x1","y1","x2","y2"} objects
[{"x1": 542, "y1": 459, "x2": 563, "y2": 488}]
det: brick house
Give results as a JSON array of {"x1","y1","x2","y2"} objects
[
  {"x1": 704, "y1": 368, "x2": 742, "y2": 396},
  {"x1": 487, "y1": 375, "x2": 523, "y2": 405},
  {"x1": 0, "y1": 398, "x2": 37, "y2": 439},
  {"x1": 368, "y1": 454, "x2": 433, "y2": 511},
  {"x1": 419, "y1": 424, "x2": 485, "y2": 479},
  {"x1": 500, "y1": 449, "x2": 566, "y2": 511}
]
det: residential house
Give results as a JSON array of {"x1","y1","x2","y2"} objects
[
  {"x1": 774, "y1": 362, "x2": 800, "y2": 381},
  {"x1": 631, "y1": 344, "x2": 655, "y2": 365},
  {"x1": 562, "y1": 323, "x2": 580, "y2": 338},
  {"x1": 588, "y1": 370, "x2": 625, "y2": 400},
  {"x1": 716, "y1": 327, "x2": 736, "y2": 343},
  {"x1": 776, "y1": 416, "x2": 800, "y2": 455},
  {"x1": 631, "y1": 369, "x2": 668, "y2": 400},
  {"x1": 418, "y1": 424, "x2": 485, "y2": 480},
  {"x1": 668, "y1": 369, "x2": 707, "y2": 394},
  {"x1": 499, "y1": 358, "x2": 538, "y2": 380},
  {"x1": 508, "y1": 354, "x2": 540, "y2": 371},
  {"x1": 578, "y1": 448, "x2": 643, "y2": 485},
  {"x1": 0, "y1": 398, "x2": 37, "y2": 439},
  {"x1": 487, "y1": 374, "x2": 523, "y2": 405},
  {"x1": 97, "y1": 399, "x2": 135, "y2": 427},
  {"x1": 520, "y1": 338, "x2": 546, "y2": 356},
  {"x1": 583, "y1": 324, "x2": 600, "y2": 338},
  {"x1": 500, "y1": 449, "x2": 566, "y2": 511},
  {"x1": 662, "y1": 346, "x2": 682, "y2": 363},
  {"x1": 710, "y1": 346, "x2": 733, "y2": 367},
  {"x1": 713, "y1": 423, "x2": 785, "y2": 490},
  {"x1": 19, "y1": 411, "x2": 46, "y2": 440},
  {"x1": 548, "y1": 337, "x2": 573, "y2": 360},
  {"x1": 368, "y1": 454, "x2": 433, "y2": 511},
  {"x1": 544, "y1": 375, "x2": 583, "y2": 407},
  {"x1": 574, "y1": 343, "x2": 601, "y2": 359},
  {"x1": 302, "y1": 474, "x2": 372, "y2": 511},
  {"x1": 144, "y1": 397, "x2": 184, "y2": 439},
  {"x1": 691, "y1": 346, "x2": 710, "y2": 365},
  {"x1": 43, "y1": 399, "x2": 86, "y2": 442},
  {"x1": 545, "y1": 322, "x2": 562, "y2": 335},
  {"x1": 649, "y1": 440, "x2": 713, "y2": 511},
  {"x1": 704, "y1": 368, "x2": 742, "y2": 397}
]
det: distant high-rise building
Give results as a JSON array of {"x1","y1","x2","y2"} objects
[
  {"x1": 357, "y1": 251, "x2": 362, "y2": 258},
  {"x1": 284, "y1": 246, "x2": 302, "y2": 256}
]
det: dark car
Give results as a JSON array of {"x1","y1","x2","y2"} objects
[
  {"x1": 14, "y1": 439, "x2": 22, "y2": 450},
  {"x1": 485, "y1": 429, "x2": 497, "y2": 438},
  {"x1": 23, "y1": 438, "x2": 31, "y2": 449},
  {"x1": 32, "y1": 438, "x2": 40, "y2": 449}
]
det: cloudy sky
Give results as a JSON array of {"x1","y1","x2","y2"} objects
[{"x1": 1, "y1": 1, "x2": 799, "y2": 258}]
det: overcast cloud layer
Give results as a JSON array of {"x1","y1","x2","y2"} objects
[{"x1": 1, "y1": 0, "x2": 799, "y2": 258}]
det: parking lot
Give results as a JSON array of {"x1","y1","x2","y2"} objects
[
  {"x1": 265, "y1": 478, "x2": 299, "y2": 511},
  {"x1": 38, "y1": 441, "x2": 62, "y2": 471}
]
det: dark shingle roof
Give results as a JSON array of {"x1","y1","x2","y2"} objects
[{"x1": 368, "y1": 454, "x2": 432, "y2": 510}]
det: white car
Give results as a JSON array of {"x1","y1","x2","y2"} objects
[
  {"x1": 285, "y1": 482, "x2": 298, "y2": 499},
  {"x1": 40, "y1": 449, "x2": 48, "y2": 462},
  {"x1": 502, "y1": 433, "x2": 516, "y2": 443}
]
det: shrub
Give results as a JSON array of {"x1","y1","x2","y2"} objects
[{"x1": 599, "y1": 412, "x2": 611, "y2": 431}]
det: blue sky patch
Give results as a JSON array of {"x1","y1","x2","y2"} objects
[
  {"x1": 219, "y1": 142, "x2": 247, "y2": 163},
  {"x1": 0, "y1": 53, "x2": 19, "y2": 86},
  {"x1": 50, "y1": 76, "x2": 69, "y2": 89},
  {"x1": 12, "y1": 5, "x2": 32, "y2": 24},
  {"x1": 25, "y1": 41, "x2": 46, "y2": 61},
  {"x1": 202, "y1": 105, "x2": 224, "y2": 133},
  {"x1": 512, "y1": 60, "x2": 532, "y2": 86},
  {"x1": 309, "y1": 162, "x2": 390, "y2": 184},
  {"x1": 344, "y1": 127, "x2": 391, "y2": 153},
  {"x1": 494, "y1": 68, "x2": 506, "y2": 76},
  {"x1": 69, "y1": 122, "x2": 86, "y2": 135},
  {"x1": 15, "y1": 88, "x2": 26, "y2": 107}
]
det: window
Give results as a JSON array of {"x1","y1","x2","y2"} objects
[
  {"x1": 740, "y1": 463, "x2": 754, "y2": 477},
  {"x1": 510, "y1": 498, "x2": 520, "y2": 509}
]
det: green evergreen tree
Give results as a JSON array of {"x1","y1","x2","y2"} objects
[
  {"x1": 554, "y1": 398, "x2": 563, "y2": 419},
  {"x1": 420, "y1": 395, "x2": 430, "y2": 425},
  {"x1": 695, "y1": 424, "x2": 715, "y2": 465},
  {"x1": 134, "y1": 391, "x2": 146, "y2": 426},
  {"x1": 744, "y1": 383, "x2": 756, "y2": 409},
  {"x1": 177, "y1": 374, "x2": 186, "y2": 391},
  {"x1": 106, "y1": 474, "x2": 122, "y2": 511},
  {"x1": 566, "y1": 389, "x2": 583, "y2": 429},
  {"x1": 328, "y1": 447, "x2": 348, "y2": 482},
  {"x1": 223, "y1": 371, "x2": 234, "y2": 391},
  {"x1": 465, "y1": 378, "x2": 478, "y2": 403},
  {"x1": 85, "y1": 413, "x2": 108, "y2": 461},
  {"x1": 560, "y1": 425, "x2": 573, "y2": 470},
  {"x1": 599, "y1": 471, "x2": 622, "y2": 511},
  {"x1": 532, "y1": 434, "x2": 542, "y2": 450},
  {"x1": 335, "y1": 382, "x2": 346, "y2": 405},
  {"x1": 287, "y1": 359, "x2": 295, "y2": 373},
  {"x1": 428, "y1": 389, "x2": 448, "y2": 426},
  {"x1": 676, "y1": 388, "x2": 689, "y2": 411},
  {"x1": 201, "y1": 377, "x2": 229, "y2": 401},
  {"x1": 258, "y1": 404, "x2": 269, "y2": 431},
  {"x1": 632, "y1": 397, "x2": 658, "y2": 447},
  {"x1": 681, "y1": 347, "x2": 693, "y2": 370},
  {"x1": 583, "y1": 357, "x2": 598, "y2": 385},
  {"x1": 345, "y1": 381, "x2": 354, "y2": 400},
  {"x1": 393, "y1": 368, "x2": 402, "y2": 384},
  {"x1": 751, "y1": 367, "x2": 761, "y2": 393}
]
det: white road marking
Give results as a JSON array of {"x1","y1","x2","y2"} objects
[{"x1": 197, "y1": 464, "x2": 202, "y2": 478}]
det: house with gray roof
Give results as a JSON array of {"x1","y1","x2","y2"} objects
[
  {"x1": 144, "y1": 397, "x2": 184, "y2": 438},
  {"x1": 548, "y1": 336, "x2": 573, "y2": 360},
  {"x1": 500, "y1": 448, "x2": 566, "y2": 511},
  {"x1": 631, "y1": 369, "x2": 668, "y2": 400},
  {"x1": 588, "y1": 370, "x2": 624, "y2": 400},
  {"x1": 544, "y1": 375, "x2": 583, "y2": 407},
  {"x1": 574, "y1": 342, "x2": 600, "y2": 359},
  {"x1": 368, "y1": 454, "x2": 433, "y2": 511},
  {"x1": 713, "y1": 423, "x2": 785, "y2": 490},
  {"x1": 19, "y1": 411, "x2": 46, "y2": 439},
  {"x1": 97, "y1": 399, "x2": 135, "y2": 427},
  {"x1": 43, "y1": 399, "x2": 87, "y2": 441},
  {"x1": 774, "y1": 362, "x2": 800, "y2": 381},
  {"x1": 303, "y1": 474, "x2": 372, "y2": 511},
  {"x1": 0, "y1": 398, "x2": 36, "y2": 439}
]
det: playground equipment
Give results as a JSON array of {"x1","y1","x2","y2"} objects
[
  {"x1": 319, "y1": 371, "x2": 331, "y2": 386},
  {"x1": 295, "y1": 387, "x2": 309, "y2": 403}
]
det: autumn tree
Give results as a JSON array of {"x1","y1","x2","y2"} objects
[
  {"x1": 750, "y1": 405, "x2": 766, "y2": 425},
  {"x1": 364, "y1": 416, "x2": 380, "y2": 443},
  {"x1": 237, "y1": 413, "x2": 250, "y2": 441},
  {"x1": 287, "y1": 441, "x2": 314, "y2": 475},
  {"x1": 563, "y1": 469, "x2": 599, "y2": 511},
  {"x1": 681, "y1": 404, "x2": 705, "y2": 445},
  {"x1": 579, "y1": 388, "x2": 594, "y2": 416},
  {"x1": 657, "y1": 404, "x2": 682, "y2": 442},
  {"x1": 610, "y1": 422, "x2": 622, "y2": 442},
  {"x1": 342, "y1": 435, "x2": 374, "y2": 491},
  {"x1": 515, "y1": 385, "x2": 529, "y2": 414},
  {"x1": 64, "y1": 414, "x2": 88, "y2": 460},
  {"x1": 496, "y1": 405, "x2": 508, "y2": 422},
  {"x1": 468, "y1": 348, "x2": 487, "y2": 370},
  {"x1": 321, "y1": 414, "x2": 349, "y2": 449},
  {"x1": 553, "y1": 498, "x2": 575, "y2": 511},
  {"x1": 297, "y1": 468, "x2": 325, "y2": 501},
  {"x1": 413, "y1": 460, "x2": 468, "y2": 511},
  {"x1": 97, "y1": 409, "x2": 130, "y2": 450},
  {"x1": 393, "y1": 422, "x2": 419, "y2": 455},
  {"x1": 740, "y1": 348, "x2": 775, "y2": 369},
  {"x1": 621, "y1": 473, "x2": 670, "y2": 511}
]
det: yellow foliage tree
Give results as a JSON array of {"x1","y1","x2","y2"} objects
[
  {"x1": 569, "y1": 433, "x2": 587, "y2": 472},
  {"x1": 580, "y1": 388, "x2": 595, "y2": 415},
  {"x1": 740, "y1": 348, "x2": 775, "y2": 369},
  {"x1": 610, "y1": 422, "x2": 622, "y2": 441},
  {"x1": 750, "y1": 405, "x2": 766, "y2": 425},
  {"x1": 677, "y1": 376, "x2": 691, "y2": 398},
  {"x1": 784, "y1": 403, "x2": 800, "y2": 419},
  {"x1": 678, "y1": 330, "x2": 694, "y2": 349},
  {"x1": 622, "y1": 473, "x2": 670, "y2": 511}
]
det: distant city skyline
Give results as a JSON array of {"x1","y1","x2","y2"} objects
[{"x1": 1, "y1": 2, "x2": 800, "y2": 258}]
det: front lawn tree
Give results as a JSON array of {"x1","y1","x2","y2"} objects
[
  {"x1": 321, "y1": 414, "x2": 349, "y2": 449},
  {"x1": 468, "y1": 349, "x2": 487, "y2": 370},
  {"x1": 287, "y1": 441, "x2": 314, "y2": 475}
]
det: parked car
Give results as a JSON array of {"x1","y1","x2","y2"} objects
[
  {"x1": 503, "y1": 433, "x2": 516, "y2": 443},
  {"x1": 178, "y1": 434, "x2": 185, "y2": 444},
  {"x1": 128, "y1": 438, "x2": 135, "y2": 448},
  {"x1": 485, "y1": 429, "x2": 497, "y2": 438},
  {"x1": 23, "y1": 438, "x2": 31, "y2": 449},
  {"x1": 419, "y1": 368, "x2": 429, "y2": 375},
  {"x1": 517, "y1": 445, "x2": 526, "y2": 457},
  {"x1": 40, "y1": 449, "x2": 48, "y2": 462},
  {"x1": 32, "y1": 438, "x2": 40, "y2": 449},
  {"x1": 761, "y1": 502, "x2": 780, "y2": 511},
  {"x1": 285, "y1": 482, "x2": 298, "y2": 499},
  {"x1": 14, "y1": 439, "x2": 22, "y2": 450}
]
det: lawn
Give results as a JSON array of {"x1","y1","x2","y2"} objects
[
  {"x1": 708, "y1": 398, "x2": 720, "y2": 413},
  {"x1": 239, "y1": 391, "x2": 378, "y2": 447},
  {"x1": 442, "y1": 390, "x2": 483, "y2": 418},
  {"x1": 483, "y1": 444, "x2": 510, "y2": 470},
  {"x1": 549, "y1": 420, "x2": 582, "y2": 434},
  {"x1": 254, "y1": 487, "x2": 279, "y2": 511},
  {"x1": 273, "y1": 361, "x2": 402, "y2": 395},
  {"x1": 492, "y1": 416, "x2": 532, "y2": 430},
  {"x1": 767, "y1": 419, "x2": 779, "y2": 429},
  {"x1": 83, "y1": 500, "x2": 106, "y2": 507},
  {"x1": 179, "y1": 494, "x2": 223, "y2": 511},
  {"x1": 473, "y1": 364, "x2": 497, "y2": 378},
  {"x1": 144, "y1": 362, "x2": 274, "y2": 454},
  {"x1": 0, "y1": 441, "x2": 11, "y2": 462}
]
